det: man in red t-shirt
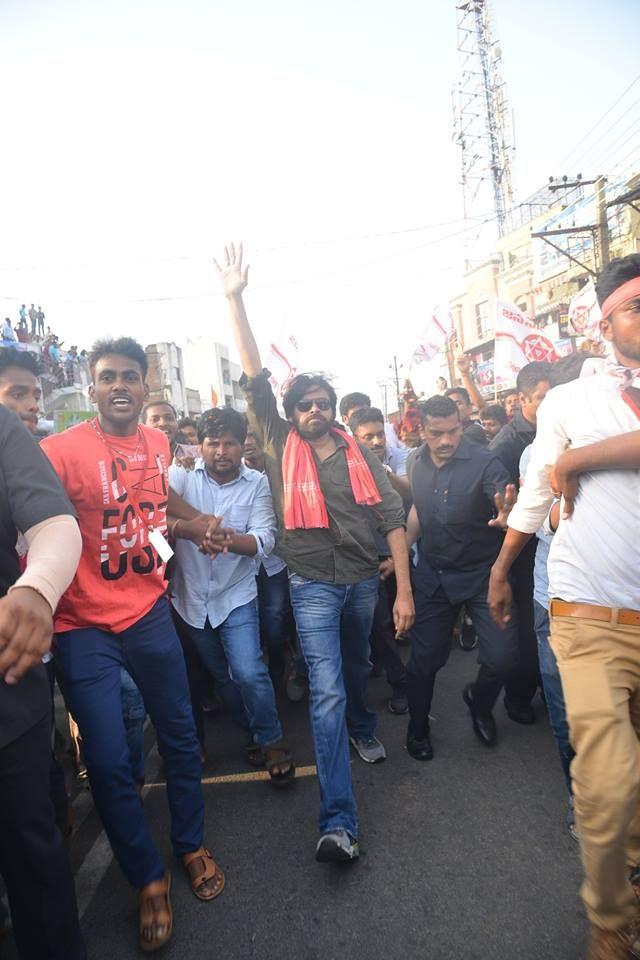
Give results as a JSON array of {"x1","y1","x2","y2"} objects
[{"x1": 42, "y1": 337, "x2": 226, "y2": 953}]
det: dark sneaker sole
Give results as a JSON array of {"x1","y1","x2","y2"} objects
[{"x1": 315, "y1": 838, "x2": 359, "y2": 863}]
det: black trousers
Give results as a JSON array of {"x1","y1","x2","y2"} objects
[
  {"x1": 504, "y1": 538, "x2": 539, "y2": 708},
  {"x1": 0, "y1": 715, "x2": 85, "y2": 960},
  {"x1": 370, "y1": 576, "x2": 406, "y2": 693},
  {"x1": 407, "y1": 582, "x2": 518, "y2": 738}
]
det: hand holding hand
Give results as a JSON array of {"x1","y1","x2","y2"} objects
[
  {"x1": 0, "y1": 588, "x2": 53, "y2": 684},
  {"x1": 213, "y1": 243, "x2": 249, "y2": 299}
]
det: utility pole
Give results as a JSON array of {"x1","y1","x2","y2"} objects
[
  {"x1": 389, "y1": 355, "x2": 403, "y2": 413},
  {"x1": 595, "y1": 175, "x2": 611, "y2": 270}
]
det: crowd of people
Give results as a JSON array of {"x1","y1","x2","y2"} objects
[{"x1": 0, "y1": 246, "x2": 639, "y2": 959}]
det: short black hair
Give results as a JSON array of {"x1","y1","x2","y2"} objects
[
  {"x1": 481, "y1": 403, "x2": 507, "y2": 425},
  {"x1": 419, "y1": 395, "x2": 460, "y2": 423},
  {"x1": 177, "y1": 416, "x2": 198, "y2": 430},
  {"x1": 503, "y1": 388, "x2": 518, "y2": 399},
  {"x1": 596, "y1": 254, "x2": 640, "y2": 307},
  {"x1": 89, "y1": 337, "x2": 148, "y2": 378},
  {"x1": 349, "y1": 406, "x2": 385, "y2": 433},
  {"x1": 445, "y1": 386, "x2": 470, "y2": 405},
  {"x1": 198, "y1": 407, "x2": 247, "y2": 445},
  {"x1": 142, "y1": 400, "x2": 177, "y2": 422},
  {"x1": 339, "y1": 391, "x2": 371, "y2": 419},
  {"x1": 516, "y1": 361, "x2": 553, "y2": 395},
  {"x1": 283, "y1": 373, "x2": 337, "y2": 420},
  {"x1": 0, "y1": 348, "x2": 41, "y2": 378}
]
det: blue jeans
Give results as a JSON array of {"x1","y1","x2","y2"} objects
[
  {"x1": 55, "y1": 598, "x2": 204, "y2": 888},
  {"x1": 289, "y1": 573, "x2": 379, "y2": 837},
  {"x1": 256, "y1": 565, "x2": 291, "y2": 689},
  {"x1": 180, "y1": 600, "x2": 282, "y2": 747},
  {"x1": 120, "y1": 668, "x2": 146, "y2": 784},
  {"x1": 534, "y1": 600, "x2": 573, "y2": 794}
]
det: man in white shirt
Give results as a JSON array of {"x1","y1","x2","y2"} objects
[{"x1": 488, "y1": 254, "x2": 640, "y2": 959}]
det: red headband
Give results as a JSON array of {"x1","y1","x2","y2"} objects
[{"x1": 600, "y1": 277, "x2": 640, "y2": 320}]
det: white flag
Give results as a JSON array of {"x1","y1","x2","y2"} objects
[
  {"x1": 494, "y1": 300, "x2": 559, "y2": 389},
  {"x1": 267, "y1": 335, "x2": 299, "y2": 399},
  {"x1": 568, "y1": 279, "x2": 602, "y2": 339},
  {"x1": 412, "y1": 307, "x2": 452, "y2": 364}
]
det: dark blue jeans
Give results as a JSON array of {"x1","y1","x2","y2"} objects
[
  {"x1": 289, "y1": 573, "x2": 378, "y2": 837},
  {"x1": 55, "y1": 598, "x2": 204, "y2": 888},
  {"x1": 256, "y1": 565, "x2": 291, "y2": 689},
  {"x1": 534, "y1": 600, "x2": 573, "y2": 794}
]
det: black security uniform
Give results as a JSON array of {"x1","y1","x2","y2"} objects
[
  {"x1": 0, "y1": 406, "x2": 85, "y2": 960},
  {"x1": 406, "y1": 436, "x2": 518, "y2": 738}
]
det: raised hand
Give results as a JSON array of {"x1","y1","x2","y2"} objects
[
  {"x1": 488, "y1": 484, "x2": 518, "y2": 529},
  {"x1": 456, "y1": 353, "x2": 472, "y2": 375},
  {"x1": 213, "y1": 242, "x2": 249, "y2": 299}
]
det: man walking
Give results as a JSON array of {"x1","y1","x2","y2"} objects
[
  {"x1": 405, "y1": 396, "x2": 516, "y2": 760},
  {"x1": 169, "y1": 406, "x2": 294, "y2": 785},
  {"x1": 488, "y1": 254, "x2": 640, "y2": 958},
  {"x1": 215, "y1": 243, "x2": 413, "y2": 863},
  {"x1": 41, "y1": 336, "x2": 225, "y2": 952},
  {"x1": 490, "y1": 360, "x2": 552, "y2": 724}
]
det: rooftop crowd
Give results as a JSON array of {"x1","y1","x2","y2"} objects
[{"x1": 0, "y1": 246, "x2": 639, "y2": 959}]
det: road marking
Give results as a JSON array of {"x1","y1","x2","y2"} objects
[{"x1": 145, "y1": 764, "x2": 318, "y2": 788}]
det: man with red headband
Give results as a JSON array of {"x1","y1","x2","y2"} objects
[
  {"x1": 214, "y1": 244, "x2": 414, "y2": 864},
  {"x1": 487, "y1": 254, "x2": 640, "y2": 959}
]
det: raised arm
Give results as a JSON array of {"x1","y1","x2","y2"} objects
[
  {"x1": 457, "y1": 353, "x2": 486, "y2": 412},
  {"x1": 214, "y1": 243, "x2": 261, "y2": 377}
]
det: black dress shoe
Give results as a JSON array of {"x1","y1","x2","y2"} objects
[
  {"x1": 406, "y1": 730, "x2": 434, "y2": 762},
  {"x1": 462, "y1": 684, "x2": 497, "y2": 747},
  {"x1": 504, "y1": 698, "x2": 536, "y2": 725}
]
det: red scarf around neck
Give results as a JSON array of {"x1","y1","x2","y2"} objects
[{"x1": 282, "y1": 427, "x2": 381, "y2": 530}]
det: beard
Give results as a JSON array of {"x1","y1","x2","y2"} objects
[{"x1": 296, "y1": 418, "x2": 331, "y2": 440}]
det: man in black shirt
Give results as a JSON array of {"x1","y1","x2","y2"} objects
[
  {"x1": 445, "y1": 385, "x2": 487, "y2": 445},
  {"x1": 490, "y1": 361, "x2": 552, "y2": 724},
  {"x1": 0, "y1": 406, "x2": 85, "y2": 959},
  {"x1": 405, "y1": 396, "x2": 517, "y2": 760}
]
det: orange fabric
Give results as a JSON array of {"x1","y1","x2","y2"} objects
[
  {"x1": 282, "y1": 428, "x2": 381, "y2": 530},
  {"x1": 41, "y1": 420, "x2": 171, "y2": 633}
]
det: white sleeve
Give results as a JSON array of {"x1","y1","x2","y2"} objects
[
  {"x1": 168, "y1": 463, "x2": 186, "y2": 497},
  {"x1": 507, "y1": 392, "x2": 571, "y2": 535}
]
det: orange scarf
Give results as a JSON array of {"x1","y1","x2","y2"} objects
[{"x1": 282, "y1": 428, "x2": 381, "y2": 530}]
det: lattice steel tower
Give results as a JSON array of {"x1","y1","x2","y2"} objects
[{"x1": 453, "y1": 0, "x2": 514, "y2": 261}]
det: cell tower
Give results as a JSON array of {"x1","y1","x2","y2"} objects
[{"x1": 453, "y1": 0, "x2": 514, "y2": 261}]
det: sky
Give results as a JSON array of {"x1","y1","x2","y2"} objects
[{"x1": 0, "y1": 0, "x2": 638, "y2": 410}]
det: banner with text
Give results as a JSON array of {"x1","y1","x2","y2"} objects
[{"x1": 494, "y1": 300, "x2": 560, "y2": 389}]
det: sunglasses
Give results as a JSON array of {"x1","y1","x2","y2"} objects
[{"x1": 296, "y1": 398, "x2": 332, "y2": 413}]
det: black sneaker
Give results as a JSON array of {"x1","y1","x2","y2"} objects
[
  {"x1": 315, "y1": 830, "x2": 359, "y2": 863},
  {"x1": 387, "y1": 690, "x2": 409, "y2": 715}
]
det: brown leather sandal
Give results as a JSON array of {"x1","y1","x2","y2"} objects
[
  {"x1": 182, "y1": 847, "x2": 225, "y2": 902},
  {"x1": 138, "y1": 872, "x2": 172, "y2": 953}
]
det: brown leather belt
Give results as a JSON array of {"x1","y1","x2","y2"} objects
[{"x1": 549, "y1": 600, "x2": 640, "y2": 627}]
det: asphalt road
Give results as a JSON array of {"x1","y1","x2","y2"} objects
[{"x1": 2, "y1": 642, "x2": 587, "y2": 960}]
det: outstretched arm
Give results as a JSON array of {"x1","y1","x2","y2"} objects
[{"x1": 214, "y1": 243, "x2": 261, "y2": 377}]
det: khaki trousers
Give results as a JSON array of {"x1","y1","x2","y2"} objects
[{"x1": 550, "y1": 614, "x2": 640, "y2": 930}]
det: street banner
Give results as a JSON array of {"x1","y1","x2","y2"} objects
[
  {"x1": 494, "y1": 300, "x2": 559, "y2": 389},
  {"x1": 567, "y1": 279, "x2": 602, "y2": 339},
  {"x1": 412, "y1": 307, "x2": 452, "y2": 364}
]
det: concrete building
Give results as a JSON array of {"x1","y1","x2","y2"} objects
[
  {"x1": 182, "y1": 338, "x2": 246, "y2": 413},
  {"x1": 145, "y1": 341, "x2": 190, "y2": 415},
  {"x1": 446, "y1": 173, "x2": 640, "y2": 395}
]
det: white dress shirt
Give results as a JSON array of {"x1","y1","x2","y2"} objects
[{"x1": 508, "y1": 372, "x2": 640, "y2": 609}]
